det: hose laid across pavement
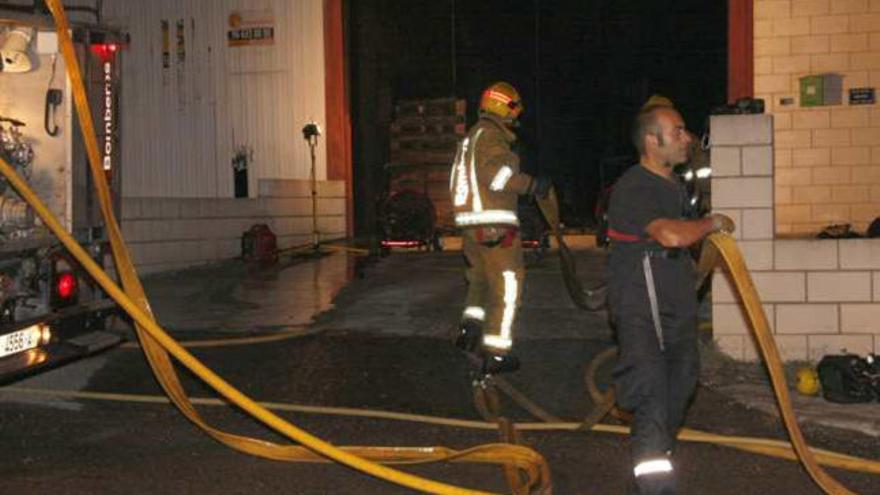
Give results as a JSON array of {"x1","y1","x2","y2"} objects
[
  {"x1": 119, "y1": 325, "x2": 319, "y2": 349},
  {"x1": 3, "y1": 3, "x2": 552, "y2": 494},
  {"x1": 4, "y1": 385, "x2": 879, "y2": 477}
]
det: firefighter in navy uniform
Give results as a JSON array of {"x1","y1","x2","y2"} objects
[
  {"x1": 449, "y1": 81, "x2": 551, "y2": 375},
  {"x1": 606, "y1": 104, "x2": 734, "y2": 494}
]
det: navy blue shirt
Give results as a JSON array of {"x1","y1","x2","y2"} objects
[
  {"x1": 606, "y1": 164, "x2": 694, "y2": 287},
  {"x1": 608, "y1": 165, "x2": 688, "y2": 249}
]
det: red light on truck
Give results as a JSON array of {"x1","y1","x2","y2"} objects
[
  {"x1": 56, "y1": 272, "x2": 77, "y2": 299},
  {"x1": 90, "y1": 43, "x2": 120, "y2": 61}
]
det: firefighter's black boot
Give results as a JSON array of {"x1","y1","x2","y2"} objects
[
  {"x1": 481, "y1": 351, "x2": 520, "y2": 375},
  {"x1": 453, "y1": 318, "x2": 483, "y2": 353}
]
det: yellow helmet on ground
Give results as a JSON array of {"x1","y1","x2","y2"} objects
[
  {"x1": 795, "y1": 366, "x2": 820, "y2": 396},
  {"x1": 480, "y1": 82, "x2": 523, "y2": 120}
]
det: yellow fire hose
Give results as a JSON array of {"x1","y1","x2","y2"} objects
[
  {"x1": 5, "y1": 384, "x2": 879, "y2": 477},
  {"x1": 280, "y1": 238, "x2": 370, "y2": 256},
  {"x1": 537, "y1": 188, "x2": 606, "y2": 311},
  {"x1": 472, "y1": 381, "x2": 535, "y2": 495},
  {"x1": 118, "y1": 325, "x2": 319, "y2": 349},
  {"x1": 6, "y1": 3, "x2": 552, "y2": 495},
  {"x1": 703, "y1": 234, "x2": 858, "y2": 494}
]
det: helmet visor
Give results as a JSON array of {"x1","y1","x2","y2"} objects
[{"x1": 507, "y1": 99, "x2": 523, "y2": 117}]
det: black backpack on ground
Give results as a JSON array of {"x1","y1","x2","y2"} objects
[
  {"x1": 867, "y1": 217, "x2": 880, "y2": 238},
  {"x1": 816, "y1": 354, "x2": 879, "y2": 404}
]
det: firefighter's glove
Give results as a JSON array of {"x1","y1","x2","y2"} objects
[
  {"x1": 530, "y1": 176, "x2": 552, "y2": 199},
  {"x1": 710, "y1": 213, "x2": 736, "y2": 234}
]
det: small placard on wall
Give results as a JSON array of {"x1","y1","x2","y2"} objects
[
  {"x1": 849, "y1": 88, "x2": 875, "y2": 105},
  {"x1": 228, "y1": 10, "x2": 275, "y2": 47}
]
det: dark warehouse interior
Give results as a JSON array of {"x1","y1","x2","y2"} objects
[{"x1": 348, "y1": 0, "x2": 728, "y2": 237}]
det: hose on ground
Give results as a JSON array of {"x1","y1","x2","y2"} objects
[{"x1": 3, "y1": 3, "x2": 553, "y2": 494}]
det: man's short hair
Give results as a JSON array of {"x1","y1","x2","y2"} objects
[{"x1": 631, "y1": 105, "x2": 666, "y2": 156}]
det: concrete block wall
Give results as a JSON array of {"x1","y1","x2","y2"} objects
[
  {"x1": 119, "y1": 179, "x2": 346, "y2": 274},
  {"x1": 711, "y1": 114, "x2": 880, "y2": 361},
  {"x1": 753, "y1": 0, "x2": 880, "y2": 235}
]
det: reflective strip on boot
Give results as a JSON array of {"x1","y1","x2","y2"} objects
[
  {"x1": 463, "y1": 306, "x2": 485, "y2": 321},
  {"x1": 633, "y1": 458, "x2": 673, "y2": 478}
]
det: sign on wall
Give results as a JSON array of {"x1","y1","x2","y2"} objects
[
  {"x1": 849, "y1": 88, "x2": 876, "y2": 105},
  {"x1": 227, "y1": 10, "x2": 275, "y2": 47}
]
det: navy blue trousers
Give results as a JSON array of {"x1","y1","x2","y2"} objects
[{"x1": 608, "y1": 256, "x2": 699, "y2": 480}]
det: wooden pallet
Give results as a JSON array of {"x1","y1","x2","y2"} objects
[
  {"x1": 390, "y1": 122, "x2": 466, "y2": 137},
  {"x1": 388, "y1": 96, "x2": 467, "y2": 231},
  {"x1": 390, "y1": 149, "x2": 457, "y2": 165},
  {"x1": 394, "y1": 97, "x2": 466, "y2": 119},
  {"x1": 390, "y1": 134, "x2": 459, "y2": 151}
]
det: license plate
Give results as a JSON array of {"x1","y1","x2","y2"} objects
[{"x1": 0, "y1": 325, "x2": 41, "y2": 359}]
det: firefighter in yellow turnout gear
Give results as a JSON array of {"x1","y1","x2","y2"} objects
[{"x1": 449, "y1": 82, "x2": 551, "y2": 374}]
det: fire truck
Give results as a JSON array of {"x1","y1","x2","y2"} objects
[{"x1": 0, "y1": 7, "x2": 125, "y2": 383}]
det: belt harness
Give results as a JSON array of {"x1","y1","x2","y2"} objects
[
  {"x1": 642, "y1": 253, "x2": 665, "y2": 353},
  {"x1": 608, "y1": 227, "x2": 668, "y2": 353}
]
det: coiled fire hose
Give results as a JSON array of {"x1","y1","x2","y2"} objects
[
  {"x1": 1, "y1": 3, "x2": 553, "y2": 495},
  {"x1": 537, "y1": 186, "x2": 875, "y2": 494}
]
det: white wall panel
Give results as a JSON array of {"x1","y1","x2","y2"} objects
[{"x1": 101, "y1": 0, "x2": 327, "y2": 198}]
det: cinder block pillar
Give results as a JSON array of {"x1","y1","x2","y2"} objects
[{"x1": 710, "y1": 114, "x2": 776, "y2": 360}]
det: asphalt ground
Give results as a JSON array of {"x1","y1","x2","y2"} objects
[{"x1": 1, "y1": 249, "x2": 878, "y2": 494}]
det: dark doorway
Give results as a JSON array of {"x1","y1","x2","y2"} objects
[{"x1": 348, "y1": 0, "x2": 727, "y2": 237}]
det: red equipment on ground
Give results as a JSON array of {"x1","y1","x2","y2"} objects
[{"x1": 241, "y1": 224, "x2": 278, "y2": 263}]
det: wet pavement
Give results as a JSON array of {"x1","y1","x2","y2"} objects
[{"x1": 1, "y1": 248, "x2": 878, "y2": 494}]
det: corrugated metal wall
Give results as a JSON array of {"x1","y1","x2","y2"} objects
[{"x1": 101, "y1": 0, "x2": 327, "y2": 198}]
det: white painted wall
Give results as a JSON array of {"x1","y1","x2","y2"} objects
[
  {"x1": 101, "y1": 0, "x2": 328, "y2": 198},
  {"x1": 121, "y1": 178, "x2": 347, "y2": 275}
]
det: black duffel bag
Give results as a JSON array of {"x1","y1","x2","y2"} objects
[{"x1": 816, "y1": 354, "x2": 879, "y2": 404}]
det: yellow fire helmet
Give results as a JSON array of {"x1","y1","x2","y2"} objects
[
  {"x1": 480, "y1": 81, "x2": 523, "y2": 120},
  {"x1": 795, "y1": 366, "x2": 820, "y2": 396}
]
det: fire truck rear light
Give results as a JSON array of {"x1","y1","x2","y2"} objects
[
  {"x1": 25, "y1": 348, "x2": 48, "y2": 366},
  {"x1": 90, "y1": 43, "x2": 119, "y2": 58},
  {"x1": 56, "y1": 272, "x2": 77, "y2": 299},
  {"x1": 39, "y1": 324, "x2": 52, "y2": 345}
]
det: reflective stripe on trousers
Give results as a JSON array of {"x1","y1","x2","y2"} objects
[
  {"x1": 634, "y1": 458, "x2": 672, "y2": 477},
  {"x1": 461, "y1": 229, "x2": 523, "y2": 353}
]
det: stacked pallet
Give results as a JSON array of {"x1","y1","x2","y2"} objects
[{"x1": 388, "y1": 97, "x2": 466, "y2": 231}]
